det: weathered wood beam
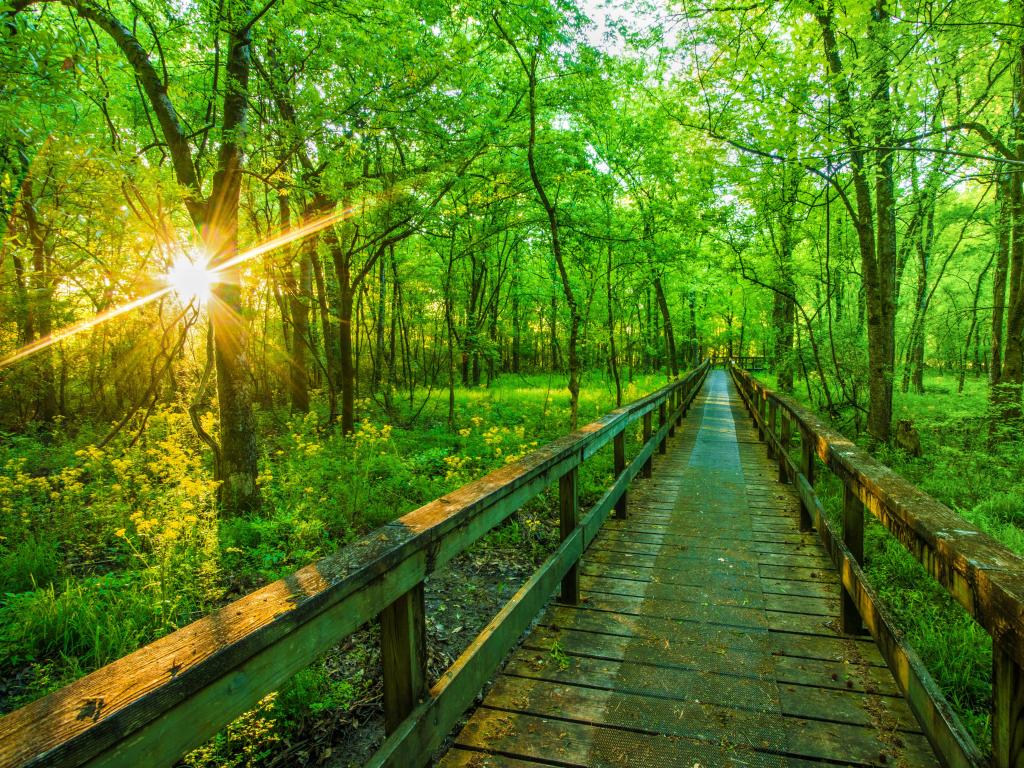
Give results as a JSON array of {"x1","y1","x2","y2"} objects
[
  {"x1": 381, "y1": 584, "x2": 427, "y2": 734},
  {"x1": 559, "y1": 467, "x2": 579, "y2": 604},
  {"x1": 841, "y1": 484, "x2": 864, "y2": 635},
  {"x1": 613, "y1": 431, "x2": 627, "y2": 519},
  {"x1": 658, "y1": 402, "x2": 667, "y2": 454},
  {"x1": 642, "y1": 412, "x2": 653, "y2": 479}
]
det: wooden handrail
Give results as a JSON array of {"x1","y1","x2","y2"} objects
[
  {"x1": 0, "y1": 361, "x2": 710, "y2": 768},
  {"x1": 729, "y1": 363, "x2": 1021, "y2": 768},
  {"x1": 708, "y1": 354, "x2": 768, "y2": 371}
]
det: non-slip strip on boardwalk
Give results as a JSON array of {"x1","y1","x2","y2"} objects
[{"x1": 438, "y1": 371, "x2": 940, "y2": 768}]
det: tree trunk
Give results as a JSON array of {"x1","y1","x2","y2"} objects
[
  {"x1": 549, "y1": 292, "x2": 559, "y2": 370},
  {"x1": 962, "y1": 254, "x2": 995, "y2": 393},
  {"x1": 902, "y1": 238, "x2": 929, "y2": 395},
  {"x1": 206, "y1": 23, "x2": 259, "y2": 513},
  {"x1": 523, "y1": 51, "x2": 579, "y2": 426},
  {"x1": 19, "y1": 178, "x2": 57, "y2": 422},
  {"x1": 311, "y1": 248, "x2": 339, "y2": 420},
  {"x1": 511, "y1": 268, "x2": 522, "y2": 374},
  {"x1": 688, "y1": 292, "x2": 699, "y2": 365},
  {"x1": 992, "y1": 174, "x2": 1010, "y2": 384},
  {"x1": 817, "y1": 2, "x2": 897, "y2": 442},
  {"x1": 278, "y1": 194, "x2": 311, "y2": 412},
  {"x1": 607, "y1": 240, "x2": 622, "y2": 406},
  {"x1": 772, "y1": 291, "x2": 795, "y2": 391},
  {"x1": 653, "y1": 275, "x2": 678, "y2": 378},
  {"x1": 373, "y1": 251, "x2": 386, "y2": 392},
  {"x1": 289, "y1": 237, "x2": 313, "y2": 412}
]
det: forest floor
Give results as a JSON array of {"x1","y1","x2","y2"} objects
[
  {"x1": 761, "y1": 370, "x2": 1024, "y2": 756},
  {"x1": 0, "y1": 370, "x2": 665, "y2": 767}
]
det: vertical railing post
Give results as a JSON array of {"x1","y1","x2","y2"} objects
[
  {"x1": 756, "y1": 389, "x2": 765, "y2": 441},
  {"x1": 381, "y1": 583, "x2": 427, "y2": 734},
  {"x1": 799, "y1": 427, "x2": 815, "y2": 532},
  {"x1": 658, "y1": 402, "x2": 667, "y2": 454},
  {"x1": 614, "y1": 430, "x2": 627, "y2": 519},
  {"x1": 778, "y1": 413, "x2": 791, "y2": 484},
  {"x1": 642, "y1": 411, "x2": 653, "y2": 478},
  {"x1": 767, "y1": 399, "x2": 777, "y2": 460},
  {"x1": 994, "y1": 644, "x2": 1024, "y2": 768},
  {"x1": 559, "y1": 467, "x2": 579, "y2": 604},
  {"x1": 840, "y1": 483, "x2": 864, "y2": 635},
  {"x1": 668, "y1": 389, "x2": 677, "y2": 437}
]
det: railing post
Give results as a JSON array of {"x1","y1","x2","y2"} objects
[
  {"x1": 756, "y1": 390, "x2": 765, "y2": 441},
  {"x1": 381, "y1": 583, "x2": 427, "y2": 734},
  {"x1": 841, "y1": 484, "x2": 864, "y2": 635},
  {"x1": 994, "y1": 644, "x2": 1024, "y2": 768},
  {"x1": 767, "y1": 399, "x2": 777, "y2": 460},
  {"x1": 799, "y1": 427, "x2": 815, "y2": 532},
  {"x1": 668, "y1": 390, "x2": 677, "y2": 437},
  {"x1": 658, "y1": 402, "x2": 667, "y2": 454},
  {"x1": 559, "y1": 467, "x2": 579, "y2": 604},
  {"x1": 642, "y1": 411, "x2": 653, "y2": 478},
  {"x1": 778, "y1": 413, "x2": 791, "y2": 484},
  {"x1": 614, "y1": 430, "x2": 627, "y2": 519}
]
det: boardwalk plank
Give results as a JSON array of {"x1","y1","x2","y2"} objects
[
  {"x1": 438, "y1": 370, "x2": 938, "y2": 767},
  {"x1": 499, "y1": 647, "x2": 922, "y2": 731}
]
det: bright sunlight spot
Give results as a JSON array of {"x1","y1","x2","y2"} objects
[{"x1": 166, "y1": 251, "x2": 214, "y2": 304}]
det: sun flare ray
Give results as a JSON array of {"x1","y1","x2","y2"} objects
[
  {"x1": 0, "y1": 204, "x2": 360, "y2": 371},
  {"x1": 166, "y1": 252, "x2": 214, "y2": 304}
]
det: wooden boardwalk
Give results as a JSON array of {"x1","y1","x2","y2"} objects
[{"x1": 439, "y1": 371, "x2": 940, "y2": 768}]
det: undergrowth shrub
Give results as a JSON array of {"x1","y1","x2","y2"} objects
[
  {"x1": 0, "y1": 536, "x2": 59, "y2": 594},
  {"x1": 0, "y1": 572, "x2": 189, "y2": 670}
]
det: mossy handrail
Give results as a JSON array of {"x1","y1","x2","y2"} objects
[
  {"x1": 0, "y1": 361, "x2": 709, "y2": 768},
  {"x1": 730, "y1": 363, "x2": 1022, "y2": 768}
]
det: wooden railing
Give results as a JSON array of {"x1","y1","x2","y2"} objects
[
  {"x1": 730, "y1": 363, "x2": 1023, "y2": 768},
  {"x1": 709, "y1": 354, "x2": 768, "y2": 371},
  {"x1": 0, "y1": 361, "x2": 710, "y2": 768}
]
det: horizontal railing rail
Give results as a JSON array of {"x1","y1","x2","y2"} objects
[
  {"x1": 729, "y1": 363, "x2": 1022, "y2": 768},
  {"x1": 0, "y1": 361, "x2": 709, "y2": 768},
  {"x1": 708, "y1": 354, "x2": 768, "y2": 371}
]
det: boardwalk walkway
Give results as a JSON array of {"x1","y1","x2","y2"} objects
[{"x1": 439, "y1": 370, "x2": 940, "y2": 768}]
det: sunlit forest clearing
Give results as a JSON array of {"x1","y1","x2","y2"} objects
[{"x1": 1, "y1": 0, "x2": 1024, "y2": 766}]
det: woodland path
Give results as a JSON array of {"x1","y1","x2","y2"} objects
[{"x1": 438, "y1": 371, "x2": 939, "y2": 768}]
